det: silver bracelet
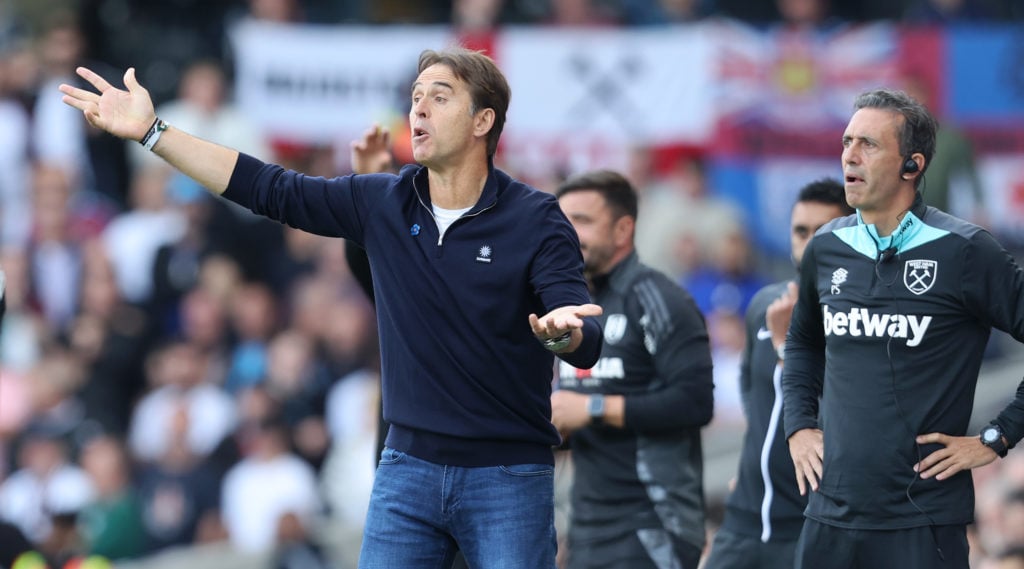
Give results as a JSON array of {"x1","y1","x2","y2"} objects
[{"x1": 542, "y1": 331, "x2": 572, "y2": 351}]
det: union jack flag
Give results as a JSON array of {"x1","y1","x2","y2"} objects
[{"x1": 714, "y1": 21, "x2": 902, "y2": 131}]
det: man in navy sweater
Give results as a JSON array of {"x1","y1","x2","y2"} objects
[{"x1": 62, "y1": 47, "x2": 603, "y2": 569}]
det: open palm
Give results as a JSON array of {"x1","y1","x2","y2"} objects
[{"x1": 59, "y1": 67, "x2": 156, "y2": 142}]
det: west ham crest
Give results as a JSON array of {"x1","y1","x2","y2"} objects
[{"x1": 904, "y1": 260, "x2": 937, "y2": 295}]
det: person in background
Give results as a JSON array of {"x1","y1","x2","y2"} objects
[
  {"x1": 703, "y1": 177, "x2": 853, "y2": 569},
  {"x1": 552, "y1": 169, "x2": 713, "y2": 569}
]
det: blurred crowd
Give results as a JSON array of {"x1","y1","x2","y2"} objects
[{"x1": 1, "y1": 0, "x2": 1023, "y2": 568}]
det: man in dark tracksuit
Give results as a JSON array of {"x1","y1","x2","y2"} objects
[
  {"x1": 704, "y1": 178, "x2": 852, "y2": 569},
  {"x1": 784, "y1": 88, "x2": 1024, "y2": 569},
  {"x1": 552, "y1": 170, "x2": 714, "y2": 569},
  {"x1": 64, "y1": 49, "x2": 604, "y2": 569}
]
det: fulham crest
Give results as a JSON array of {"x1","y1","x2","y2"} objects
[
  {"x1": 904, "y1": 260, "x2": 937, "y2": 295},
  {"x1": 604, "y1": 314, "x2": 627, "y2": 345}
]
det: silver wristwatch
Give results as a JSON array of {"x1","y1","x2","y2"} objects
[{"x1": 542, "y1": 331, "x2": 572, "y2": 351}]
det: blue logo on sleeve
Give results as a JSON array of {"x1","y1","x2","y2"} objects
[{"x1": 410, "y1": 224, "x2": 421, "y2": 236}]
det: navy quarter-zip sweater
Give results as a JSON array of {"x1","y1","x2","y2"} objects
[{"x1": 224, "y1": 153, "x2": 602, "y2": 467}]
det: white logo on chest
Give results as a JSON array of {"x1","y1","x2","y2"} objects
[
  {"x1": 904, "y1": 260, "x2": 937, "y2": 295},
  {"x1": 604, "y1": 314, "x2": 628, "y2": 345},
  {"x1": 831, "y1": 267, "x2": 848, "y2": 295},
  {"x1": 475, "y1": 245, "x2": 492, "y2": 263},
  {"x1": 822, "y1": 305, "x2": 932, "y2": 347}
]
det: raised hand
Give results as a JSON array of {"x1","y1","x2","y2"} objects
[
  {"x1": 350, "y1": 124, "x2": 393, "y2": 175},
  {"x1": 59, "y1": 67, "x2": 156, "y2": 142},
  {"x1": 766, "y1": 280, "x2": 798, "y2": 354}
]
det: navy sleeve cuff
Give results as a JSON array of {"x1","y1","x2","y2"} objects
[
  {"x1": 222, "y1": 152, "x2": 265, "y2": 209},
  {"x1": 559, "y1": 318, "x2": 602, "y2": 369}
]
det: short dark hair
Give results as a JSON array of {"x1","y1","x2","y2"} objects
[
  {"x1": 418, "y1": 47, "x2": 510, "y2": 158},
  {"x1": 796, "y1": 177, "x2": 854, "y2": 216},
  {"x1": 853, "y1": 88, "x2": 938, "y2": 189},
  {"x1": 555, "y1": 170, "x2": 638, "y2": 221}
]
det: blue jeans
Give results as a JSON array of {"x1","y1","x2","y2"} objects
[{"x1": 358, "y1": 447, "x2": 557, "y2": 569}]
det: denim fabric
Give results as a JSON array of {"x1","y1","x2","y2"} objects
[{"x1": 358, "y1": 447, "x2": 557, "y2": 569}]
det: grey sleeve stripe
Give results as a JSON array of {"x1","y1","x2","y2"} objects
[{"x1": 635, "y1": 278, "x2": 675, "y2": 338}]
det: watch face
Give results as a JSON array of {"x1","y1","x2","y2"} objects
[{"x1": 982, "y1": 427, "x2": 1000, "y2": 444}]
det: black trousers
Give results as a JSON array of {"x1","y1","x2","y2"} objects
[
  {"x1": 567, "y1": 528, "x2": 701, "y2": 569},
  {"x1": 703, "y1": 527, "x2": 798, "y2": 569},
  {"x1": 795, "y1": 519, "x2": 969, "y2": 569}
]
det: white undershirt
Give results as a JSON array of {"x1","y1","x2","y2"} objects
[{"x1": 433, "y1": 204, "x2": 472, "y2": 238}]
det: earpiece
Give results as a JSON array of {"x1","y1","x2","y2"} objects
[{"x1": 901, "y1": 158, "x2": 919, "y2": 175}]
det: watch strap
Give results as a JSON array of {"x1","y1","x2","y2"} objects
[{"x1": 588, "y1": 394, "x2": 605, "y2": 424}]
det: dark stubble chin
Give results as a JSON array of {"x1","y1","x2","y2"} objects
[{"x1": 582, "y1": 246, "x2": 611, "y2": 278}]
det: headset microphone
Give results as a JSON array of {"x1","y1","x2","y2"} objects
[{"x1": 878, "y1": 247, "x2": 897, "y2": 263}]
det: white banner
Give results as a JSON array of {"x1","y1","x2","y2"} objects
[
  {"x1": 230, "y1": 22, "x2": 718, "y2": 173},
  {"x1": 976, "y1": 156, "x2": 1024, "y2": 239},
  {"x1": 231, "y1": 21, "x2": 453, "y2": 142},
  {"x1": 498, "y1": 26, "x2": 715, "y2": 145}
]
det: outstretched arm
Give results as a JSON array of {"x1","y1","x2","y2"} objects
[{"x1": 59, "y1": 66, "x2": 238, "y2": 194}]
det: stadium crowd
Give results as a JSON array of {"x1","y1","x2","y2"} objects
[{"x1": 1, "y1": 0, "x2": 1023, "y2": 568}]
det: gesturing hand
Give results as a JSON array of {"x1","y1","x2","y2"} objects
[
  {"x1": 59, "y1": 67, "x2": 156, "y2": 142},
  {"x1": 766, "y1": 281, "x2": 798, "y2": 354},
  {"x1": 350, "y1": 124, "x2": 394, "y2": 175},
  {"x1": 529, "y1": 304, "x2": 603, "y2": 341}
]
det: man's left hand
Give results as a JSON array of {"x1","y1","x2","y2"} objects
[
  {"x1": 529, "y1": 304, "x2": 602, "y2": 352},
  {"x1": 914, "y1": 432, "x2": 998, "y2": 480}
]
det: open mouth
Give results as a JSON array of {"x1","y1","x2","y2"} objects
[
  {"x1": 845, "y1": 174, "x2": 864, "y2": 184},
  {"x1": 412, "y1": 127, "x2": 428, "y2": 141}
]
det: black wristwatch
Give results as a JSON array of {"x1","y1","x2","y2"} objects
[
  {"x1": 980, "y1": 423, "x2": 1008, "y2": 458},
  {"x1": 587, "y1": 394, "x2": 605, "y2": 425}
]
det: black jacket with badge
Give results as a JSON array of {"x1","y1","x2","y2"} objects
[{"x1": 558, "y1": 251, "x2": 714, "y2": 552}]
